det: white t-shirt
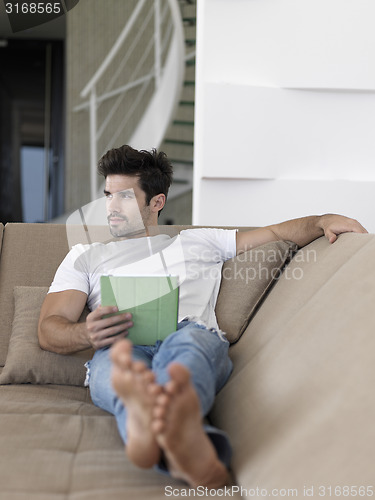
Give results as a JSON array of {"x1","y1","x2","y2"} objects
[{"x1": 49, "y1": 228, "x2": 237, "y2": 331}]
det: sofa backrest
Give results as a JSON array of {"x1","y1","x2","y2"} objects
[
  {"x1": 210, "y1": 232, "x2": 375, "y2": 491},
  {"x1": 0, "y1": 223, "x2": 253, "y2": 367},
  {"x1": 0, "y1": 224, "x2": 71, "y2": 366}
]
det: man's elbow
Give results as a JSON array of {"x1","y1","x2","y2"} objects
[
  {"x1": 264, "y1": 226, "x2": 283, "y2": 243},
  {"x1": 266, "y1": 225, "x2": 300, "y2": 247},
  {"x1": 38, "y1": 316, "x2": 60, "y2": 353},
  {"x1": 37, "y1": 319, "x2": 50, "y2": 352}
]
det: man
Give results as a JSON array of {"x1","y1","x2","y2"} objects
[{"x1": 38, "y1": 145, "x2": 367, "y2": 489}]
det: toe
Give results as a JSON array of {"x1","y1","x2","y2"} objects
[
  {"x1": 110, "y1": 339, "x2": 133, "y2": 369},
  {"x1": 133, "y1": 360, "x2": 148, "y2": 374},
  {"x1": 151, "y1": 418, "x2": 165, "y2": 435},
  {"x1": 152, "y1": 405, "x2": 166, "y2": 420},
  {"x1": 148, "y1": 383, "x2": 163, "y2": 397},
  {"x1": 142, "y1": 370, "x2": 156, "y2": 384},
  {"x1": 156, "y1": 392, "x2": 170, "y2": 408},
  {"x1": 164, "y1": 379, "x2": 178, "y2": 396},
  {"x1": 167, "y1": 363, "x2": 191, "y2": 388}
]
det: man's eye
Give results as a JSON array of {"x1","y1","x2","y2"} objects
[
  {"x1": 105, "y1": 192, "x2": 133, "y2": 200},
  {"x1": 120, "y1": 192, "x2": 133, "y2": 199}
]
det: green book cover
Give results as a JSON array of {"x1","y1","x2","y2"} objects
[{"x1": 100, "y1": 275, "x2": 179, "y2": 345}]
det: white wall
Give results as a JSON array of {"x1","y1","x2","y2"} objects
[{"x1": 193, "y1": 0, "x2": 375, "y2": 232}]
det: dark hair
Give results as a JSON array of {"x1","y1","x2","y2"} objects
[{"x1": 97, "y1": 145, "x2": 173, "y2": 211}]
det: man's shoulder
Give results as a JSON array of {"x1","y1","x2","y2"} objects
[
  {"x1": 180, "y1": 227, "x2": 236, "y2": 239},
  {"x1": 69, "y1": 241, "x2": 104, "y2": 256},
  {"x1": 65, "y1": 241, "x2": 115, "y2": 270}
]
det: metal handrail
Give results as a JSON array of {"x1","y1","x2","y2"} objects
[
  {"x1": 80, "y1": 0, "x2": 147, "y2": 99},
  {"x1": 74, "y1": 75, "x2": 155, "y2": 113},
  {"x1": 74, "y1": 2, "x2": 170, "y2": 113}
]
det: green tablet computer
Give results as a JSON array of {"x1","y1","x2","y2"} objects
[{"x1": 100, "y1": 275, "x2": 179, "y2": 345}]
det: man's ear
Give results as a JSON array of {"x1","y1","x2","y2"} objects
[{"x1": 150, "y1": 194, "x2": 166, "y2": 214}]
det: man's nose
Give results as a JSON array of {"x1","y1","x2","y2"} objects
[{"x1": 108, "y1": 195, "x2": 121, "y2": 213}]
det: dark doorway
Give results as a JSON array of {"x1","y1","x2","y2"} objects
[{"x1": 0, "y1": 39, "x2": 65, "y2": 223}]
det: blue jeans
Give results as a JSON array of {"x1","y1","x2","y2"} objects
[{"x1": 86, "y1": 321, "x2": 233, "y2": 472}]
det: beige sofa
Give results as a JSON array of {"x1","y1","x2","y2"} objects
[{"x1": 0, "y1": 222, "x2": 374, "y2": 499}]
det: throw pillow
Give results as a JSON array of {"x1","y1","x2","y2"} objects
[
  {"x1": 215, "y1": 240, "x2": 298, "y2": 343},
  {"x1": 0, "y1": 286, "x2": 94, "y2": 386}
]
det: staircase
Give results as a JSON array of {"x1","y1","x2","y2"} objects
[
  {"x1": 162, "y1": 1, "x2": 195, "y2": 167},
  {"x1": 159, "y1": 0, "x2": 196, "y2": 223},
  {"x1": 71, "y1": 0, "x2": 194, "y2": 226}
]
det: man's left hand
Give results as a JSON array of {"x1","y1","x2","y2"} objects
[{"x1": 319, "y1": 214, "x2": 368, "y2": 244}]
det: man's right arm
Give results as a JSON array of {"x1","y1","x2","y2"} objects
[{"x1": 38, "y1": 290, "x2": 133, "y2": 354}]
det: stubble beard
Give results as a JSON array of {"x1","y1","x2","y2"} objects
[
  {"x1": 108, "y1": 210, "x2": 150, "y2": 238},
  {"x1": 108, "y1": 220, "x2": 144, "y2": 238}
]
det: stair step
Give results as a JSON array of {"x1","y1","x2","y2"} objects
[
  {"x1": 184, "y1": 24, "x2": 196, "y2": 40},
  {"x1": 165, "y1": 121, "x2": 194, "y2": 142},
  {"x1": 175, "y1": 105, "x2": 195, "y2": 122},
  {"x1": 164, "y1": 139, "x2": 194, "y2": 146},
  {"x1": 184, "y1": 65, "x2": 196, "y2": 81},
  {"x1": 185, "y1": 39, "x2": 196, "y2": 46},
  {"x1": 179, "y1": 100, "x2": 195, "y2": 106},
  {"x1": 184, "y1": 80, "x2": 195, "y2": 86},
  {"x1": 180, "y1": 84, "x2": 195, "y2": 102},
  {"x1": 172, "y1": 178, "x2": 190, "y2": 184},
  {"x1": 173, "y1": 120, "x2": 194, "y2": 127},
  {"x1": 185, "y1": 58, "x2": 195, "y2": 67},
  {"x1": 183, "y1": 17, "x2": 196, "y2": 25},
  {"x1": 169, "y1": 158, "x2": 194, "y2": 166},
  {"x1": 161, "y1": 142, "x2": 194, "y2": 162},
  {"x1": 180, "y1": 3, "x2": 196, "y2": 17}
]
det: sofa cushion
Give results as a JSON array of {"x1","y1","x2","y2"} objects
[
  {"x1": 0, "y1": 286, "x2": 93, "y2": 386},
  {"x1": 0, "y1": 223, "x2": 71, "y2": 366},
  {"x1": 215, "y1": 240, "x2": 298, "y2": 343},
  {"x1": 0, "y1": 385, "x2": 190, "y2": 499}
]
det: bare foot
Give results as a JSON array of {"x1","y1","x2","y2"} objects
[
  {"x1": 152, "y1": 363, "x2": 230, "y2": 489},
  {"x1": 111, "y1": 339, "x2": 162, "y2": 469}
]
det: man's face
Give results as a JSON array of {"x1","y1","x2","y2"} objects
[{"x1": 104, "y1": 175, "x2": 152, "y2": 237}]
